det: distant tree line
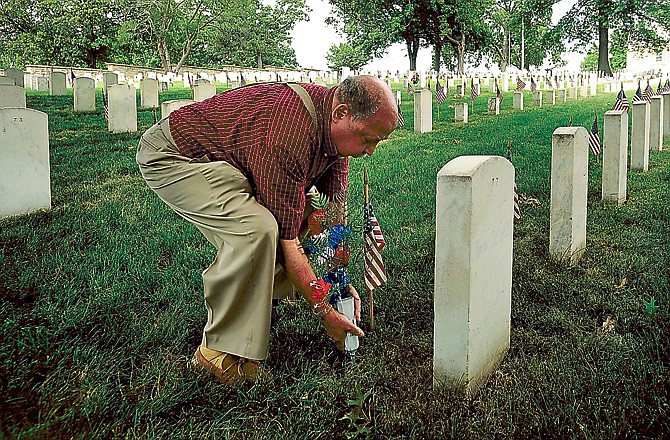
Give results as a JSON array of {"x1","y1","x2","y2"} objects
[
  {"x1": 0, "y1": 0, "x2": 309, "y2": 73},
  {"x1": 326, "y1": 0, "x2": 670, "y2": 75},
  {"x1": 1, "y1": 0, "x2": 668, "y2": 75}
]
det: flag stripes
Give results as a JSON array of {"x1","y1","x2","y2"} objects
[
  {"x1": 612, "y1": 86, "x2": 629, "y2": 112},
  {"x1": 588, "y1": 114, "x2": 601, "y2": 156},
  {"x1": 364, "y1": 204, "x2": 387, "y2": 291},
  {"x1": 436, "y1": 80, "x2": 447, "y2": 105},
  {"x1": 397, "y1": 102, "x2": 405, "y2": 127},
  {"x1": 516, "y1": 77, "x2": 526, "y2": 91}
]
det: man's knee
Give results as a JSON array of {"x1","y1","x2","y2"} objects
[{"x1": 248, "y1": 209, "x2": 279, "y2": 248}]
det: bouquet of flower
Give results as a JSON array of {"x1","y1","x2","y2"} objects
[{"x1": 302, "y1": 191, "x2": 359, "y2": 354}]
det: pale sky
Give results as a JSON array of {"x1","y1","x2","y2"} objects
[{"x1": 290, "y1": 0, "x2": 582, "y2": 72}]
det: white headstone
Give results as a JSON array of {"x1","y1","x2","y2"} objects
[
  {"x1": 501, "y1": 74, "x2": 509, "y2": 92},
  {"x1": 550, "y1": 127, "x2": 588, "y2": 265},
  {"x1": 193, "y1": 83, "x2": 216, "y2": 102},
  {"x1": 603, "y1": 83, "x2": 612, "y2": 93},
  {"x1": 602, "y1": 110, "x2": 628, "y2": 205},
  {"x1": 533, "y1": 91, "x2": 543, "y2": 107},
  {"x1": 663, "y1": 92, "x2": 670, "y2": 139},
  {"x1": 434, "y1": 155, "x2": 513, "y2": 396},
  {"x1": 140, "y1": 78, "x2": 159, "y2": 108},
  {"x1": 396, "y1": 90, "x2": 401, "y2": 105},
  {"x1": 649, "y1": 96, "x2": 664, "y2": 152},
  {"x1": 545, "y1": 90, "x2": 556, "y2": 105},
  {"x1": 103, "y1": 72, "x2": 118, "y2": 90},
  {"x1": 579, "y1": 85, "x2": 588, "y2": 98},
  {"x1": 5, "y1": 68, "x2": 24, "y2": 88},
  {"x1": 488, "y1": 97, "x2": 500, "y2": 115},
  {"x1": 630, "y1": 102, "x2": 650, "y2": 172},
  {"x1": 107, "y1": 84, "x2": 137, "y2": 133},
  {"x1": 454, "y1": 102, "x2": 468, "y2": 123},
  {"x1": 558, "y1": 89, "x2": 567, "y2": 103},
  {"x1": 569, "y1": 87, "x2": 578, "y2": 100},
  {"x1": 36, "y1": 77, "x2": 49, "y2": 92},
  {"x1": 0, "y1": 85, "x2": 26, "y2": 108},
  {"x1": 161, "y1": 99, "x2": 196, "y2": 119},
  {"x1": 513, "y1": 92, "x2": 524, "y2": 110},
  {"x1": 0, "y1": 76, "x2": 15, "y2": 85},
  {"x1": 414, "y1": 89, "x2": 432, "y2": 133},
  {"x1": 0, "y1": 108, "x2": 51, "y2": 217},
  {"x1": 488, "y1": 78, "x2": 495, "y2": 93},
  {"x1": 50, "y1": 72, "x2": 67, "y2": 96},
  {"x1": 73, "y1": 77, "x2": 96, "y2": 112}
]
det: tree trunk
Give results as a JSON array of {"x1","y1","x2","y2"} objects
[
  {"x1": 500, "y1": 27, "x2": 509, "y2": 72},
  {"x1": 457, "y1": 34, "x2": 466, "y2": 75},
  {"x1": 406, "y1": 36, "x2": 419, "y2": 71},
  {"x1": 433, "y1": 41, "x2": 442, "y2": 72},
  {"x1": 597, "y1": 20, "x2": 612, "y2": 75},
  {"x1": 257, "y1": 52, "x2": 264, "y2": 69},
  {"x1": 157, "y1": 41, "x2": 170, "y2": 73}
]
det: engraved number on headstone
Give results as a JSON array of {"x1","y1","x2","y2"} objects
[{"x1": 13, "y1": 117, "x2": 23, "y2": 123}]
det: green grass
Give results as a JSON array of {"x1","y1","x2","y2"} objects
[{"x1": 1, "y1": 84, "x2": 668, "y2": 439}]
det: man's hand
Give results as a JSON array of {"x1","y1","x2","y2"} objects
[
  {"x1": 321, "y1": 306, "x2": 365, "y2": 353},
  {"x1": 348, "y1": 284, "x2": 362, "y2": 322}
]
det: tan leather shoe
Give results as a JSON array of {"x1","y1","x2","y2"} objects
[{"x1": 191, "y1": 346, "x2": 271, "y2": 386}]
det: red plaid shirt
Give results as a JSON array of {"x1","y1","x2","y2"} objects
[{"x1": 169, "y1": 83, "x2": 348, "y2": 240}]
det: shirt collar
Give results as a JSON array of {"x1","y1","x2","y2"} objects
[{"x1": 320, "y1": 86, "x2": 338, "y2": 157}]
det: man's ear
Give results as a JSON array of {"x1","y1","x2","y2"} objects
[{"x1": 332, "y1": 103, "x2": 349, "y2": 121}]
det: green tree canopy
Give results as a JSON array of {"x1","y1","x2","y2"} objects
[{"x1": 554, "y1": 0, "x2": 670, "y2": 75}]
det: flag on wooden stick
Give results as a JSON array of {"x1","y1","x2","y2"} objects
[
  {"x1": 633, "y1": 81, "x2": 644, "y2": 102},
  {"x1": 102, "y1": 89, "x2": 109, "y2": 123},
  {"x1": 364, "y1": 167, "x2": 387, "y2": 330},
  {"x1": 612, "y1": 84, "x2": 629, "y2": 112},
  {"x1": 436, "y1": 80, "x2": 447, "y2": 105},
  {"x1": 397, "y1": 101, "x2": 405, "y2": 127},
  {"x1": 588, "y1": 112, "x2": 601, "y2": 156},
  {"x1": 506, "y1": 140, "x2": 521, "y2": 221}
]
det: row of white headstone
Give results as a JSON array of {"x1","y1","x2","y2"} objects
[
  {"x1": 413, "y1": 86, "x2": 599, "y2": 131},
  {"x1": 431, "y1": 92, "x2": 670, "y2": 395}
]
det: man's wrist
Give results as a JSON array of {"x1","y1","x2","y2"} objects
[{"x1": 313, "y1": 302, "x2": 333, "y2": 319}]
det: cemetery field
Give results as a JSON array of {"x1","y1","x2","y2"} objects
[{"x1": 1, "y1": 85, "x2": 669, "y2": 439}]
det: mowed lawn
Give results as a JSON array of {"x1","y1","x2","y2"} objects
[{"x1": 1, "y1": 83, "x2": 668, "y2": 439}]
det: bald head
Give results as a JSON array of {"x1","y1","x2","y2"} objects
[{"x1": 335, "y1": 75, "x2": 397, "y2": 122}]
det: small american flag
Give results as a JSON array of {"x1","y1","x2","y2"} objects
[
  {"x1": 364, "y1": 203, "x2": 387, "y2": 291},
  {"x1": 530, "y1": 77, "x2": 537, "y2": 92},
  {"x1": 397, "y1": 102, "x2": 405, "y2": 127},
  {"x1": 496, "y1": 80, "x2": 504, "y2": 106},
  {"x1": 506, "y1": 145, "x2": 521, "y2": 221},
  {"x1": 407, "y1": 82, "x2": 414, "y2": 95},
  {"x1": 240, "y1": 74, "x2": 246, "y2": 86},
  {"x1": 469, "y1": 78, "x2": 479, "y2": 100},
  {"x1": 102, "y1": 89, "x2": 109, "y2": 123},
  {"x1": 664, "y1": 79, "x2": 670, "y2": 93},
  {"x1": 516, "y1": 77, "x2": 526, "y2": 91},
  {"x1": 633, "y1": 82, "x2": 644, "y2": 102},
  {"x1": 588, "y1": 113, "x2": 601, "y2": 156},
  {"x1": 612, "y1": 85, "x2": 629, "y2": 112},
  {"x1": 436, "y1": 80, "x2": 447, "y2": 105},
  {"x1": 657, "y1": 79, "x2": 664, "y2": 95},
  {"x1": 642, "y1": 80, "x2": 653, "y2": 102}
]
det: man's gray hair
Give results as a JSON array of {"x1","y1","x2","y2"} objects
[{"x1": 335, "y1": 76, "x2": 384, "y2": 121}]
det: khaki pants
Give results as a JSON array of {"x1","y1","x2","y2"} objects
[{"x1": 136, "y1": 118, "x2": 294, "y2": 360}]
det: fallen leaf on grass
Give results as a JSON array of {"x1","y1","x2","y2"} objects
[
  {"x1": 452, "y1": 139, "x2": 462, "y2": 144},
  {"x1": 597, "y1": 315, "x2": 616, "y2": 336},
  {"x1": 615, "y1": 277, "x2": 627, "y2": 289}
]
